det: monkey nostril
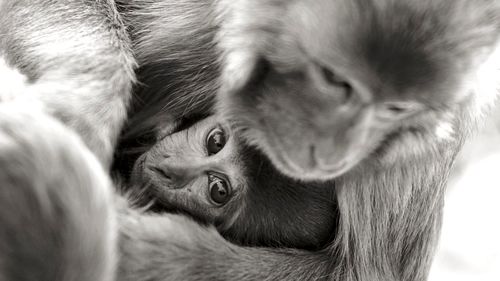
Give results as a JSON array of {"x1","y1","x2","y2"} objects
[
  {"x1": 152, "y1": 166, "x2": 172, "y2": 181},
  {"x1": 342, "y1": 84, "x2": 354, "y2": 104},
  {"x1": 318, "y1": 64, "x2": 354, "y2": 104},
  {"x1": 151, "y1": 163, "x2": 192, "y2": 189},
  {"x1": 308, "y1": 145, "x2": 318, "y2": 169}
]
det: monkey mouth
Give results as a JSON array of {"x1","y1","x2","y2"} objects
[{"x1": 267, "y1": 139, "x2": 353, "y2": 181}]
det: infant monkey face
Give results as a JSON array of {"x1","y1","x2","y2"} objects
[{"x1": 132, "y1": 116, "x2": 246, "y2": 221}]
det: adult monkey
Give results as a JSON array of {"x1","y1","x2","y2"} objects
[{"x1": 0, "y1": 1, "x2": 499, "y2": 281}]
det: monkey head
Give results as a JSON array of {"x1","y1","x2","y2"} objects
[
  {"x1": 130, "y1": 116, "x2": 336, "y2": 249},
  {"x1": 130, "y1": 116, "x2": 242, "y2": 221},
  {"x1": 217, "y1": 0, "x2": 500, "y2": 180}
]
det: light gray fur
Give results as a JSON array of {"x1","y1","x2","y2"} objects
[
  {"x1": 0, "y1": 102, "x2": 117, "y2": 281},
  {"x1": 0, "y1": 0, "x2": 136, "y2": 166}
]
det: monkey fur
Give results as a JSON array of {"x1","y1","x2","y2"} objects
[{"x1": 0, "y1": 0, "x2": 499, "y2": 281}]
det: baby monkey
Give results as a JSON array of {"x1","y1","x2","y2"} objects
[{"x1": 130, "y1": 116, "x2": 336, "y2": 250}]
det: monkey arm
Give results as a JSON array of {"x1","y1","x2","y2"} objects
[
  {"x1": 117, "y1": 209, "x2": 334, "y2": 281},
  {"x1": 0, "y1": 0, "x2": 136, "y2": 166}
]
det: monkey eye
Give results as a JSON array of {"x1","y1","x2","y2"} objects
[
  {"x1": 378, "y1": 101, "x2": 423, "y2": 120},
  {"x1": 208, "y1": 174, "x2": 231, "y2": 205},
  {"x1": 206, "y1": 127, "x2": 226, "y2": 156}
]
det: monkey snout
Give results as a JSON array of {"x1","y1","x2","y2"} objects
[{"x1": 153, "y1": 161, "x2": 201, "y2": 189}]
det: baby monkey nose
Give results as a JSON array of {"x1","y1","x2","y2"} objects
[{"x1": 154, "y1": 160, "x2": 203, "y2": 189}]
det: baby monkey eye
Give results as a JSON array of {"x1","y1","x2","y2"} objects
[
  {"x1": 206, "y1": 127, "x2": 226, "y2": 155},
  {"x1": 208, "y1": 174, "x2": 231, "y2": 205}
]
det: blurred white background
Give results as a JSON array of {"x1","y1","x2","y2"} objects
[{"x1": 429, "y1": 101, "x2": 500, "y2": 281}]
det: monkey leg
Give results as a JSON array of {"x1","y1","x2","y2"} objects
[{"x1": 0, "y1": 104, "x2": 117, "y2": 281}]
